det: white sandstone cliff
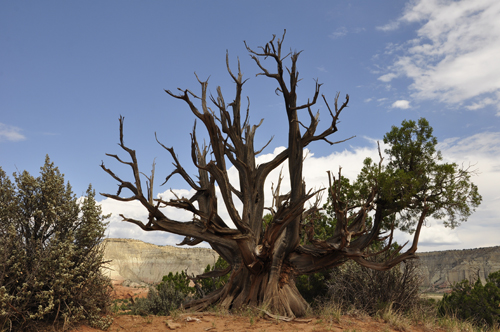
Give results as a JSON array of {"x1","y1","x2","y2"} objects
[
  {"x1": 101, "y1": 238, "x2": 500, "y2": 289},
  {"x1": 101, "y1": 238, "x2": 219, "y2": 285}
]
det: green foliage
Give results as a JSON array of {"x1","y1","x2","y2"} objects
[
  {"x1": 360, "y1": 118, "x2": 481, "y2": 232},
  {"x1": 313, "y1": 118, "x2": 481, "y2": 237},
  {"x1": 131, "y1": 257, "x2": 231, "y2": 316},
  {"x1": 129, "y1": 270, "x2": 204, "y2": 316},
  {"x1": 295, "y1": 270, "x2": 330, "y2": 304},
  {"x1": 129, "y1": 282, "x2": 190, "y2": 316},
  {"x1": 296, "y1": 118, "x2": 485, "y2": 324},
  {"x1": 196, "y1": 256, "x2": 230, "y2": 296},
  {"x1": 438, "y1": 270, "x2": 500, "y2": 327},
  {"x1": 297, "y1": 119, "x2": 480, "y2": 316},
  {"x1": 0, "y1": 156, "x2": 112, "y2": 331},
  {"x1": 262, "y1": 213, "x2": 273, "y2": 232},
  {"x1": 160, "y1": 271, "x2": 195, "y2": 296}
]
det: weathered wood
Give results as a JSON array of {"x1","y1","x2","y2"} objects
[{"x1": 101, "y1": 31, "x2": 427, "y2": 318}]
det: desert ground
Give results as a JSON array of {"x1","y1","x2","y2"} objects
[{"x1": 69, "y1": 282, "x2": 447, "y2": 332}]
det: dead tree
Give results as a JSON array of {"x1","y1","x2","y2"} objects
[{"x1": 101, "y1": 32, "x2": 437, "y2": 317}]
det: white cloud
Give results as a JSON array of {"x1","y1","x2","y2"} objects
[
  {"x1": 380, "y1": 0, "x2": 500, "y2": 109},
  {"x1": 100, "y1": 189, "x2": 197, "y2": 246},
  {"x1": 98, "y1": 132, "x2": 500, "y2": 252},
  {"x1": 465, "y1": 97, "x2": 496, "y2": 110},
  {"x1": 378, "y1": 73, "x2": 398, "y2": 82},
  {"x1": 395, "y1": 132, "x2": 500, "y2": 251},
  {"x1": 0, "y1": 123, "x2": 26, "y2": 142},
  {"x1": 395, "y1": 219, "x2": 462, "y2": 248},
  {"x1": 98, "y1": 143, "x2": 380, "y2": 247},
  {"x1": 438, "y1": 131, "x2": 500, "y2": 157},
  {"x1": 392, "y1": 100, "x2": 411, "y2": 109}
]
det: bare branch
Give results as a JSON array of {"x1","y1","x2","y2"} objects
[
  {"x1": 254, "y1": 135, "x2": 274, "y2": 155},
  {"x1": 351, "y1": 205, "x2": 429, "y2": 270}
]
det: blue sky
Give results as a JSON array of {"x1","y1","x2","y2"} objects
[{"x1": 2, "y1": 0, "x2": 499, "y2": 252}]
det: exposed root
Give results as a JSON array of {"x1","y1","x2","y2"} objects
[{"x1": 184, "y1": 269, "x2": 309, "y2": 318}]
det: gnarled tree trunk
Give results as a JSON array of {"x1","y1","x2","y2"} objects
[{"x1": 101, "y1": 31, "x2": 429, "y2": 318}]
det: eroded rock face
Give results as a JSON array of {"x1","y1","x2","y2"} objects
[
  {"x1": 417, "y1": 246, "x2": 500, "y2": 290},
  {"x1": 101, "y1": 238, "x2": 219, "y2": 285},
  {"x1": 102, "y1": 238, "x2": 500, "y2": 289}
]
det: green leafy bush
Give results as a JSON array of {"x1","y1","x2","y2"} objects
[
  {"x1": 0, "y1": 156, "x2": 112, "y2": 331},
  {"x1": 160, "y1": 271, "x2": 196, "y2": 296},
  {"x1": 130, "y1": 257, "x2": 231, "y2": 316},
  {"x1": 296, "y1": 271, "x2": 330, "y2": 304},
  {"x1": 129, "y1": 271, "x2": 195, "y2": 316},
  {"x1": 438, "y1": 270, "x2": 500, "y2": 327},
  {"x1": 195, "y1": 257, "x2": 230, "y2": 297}
]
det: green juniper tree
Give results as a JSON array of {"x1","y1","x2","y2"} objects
[
  {"x1": 297, "y1": 118, "x2": 481, "y2": 311},
  {"x1": 0, "y1": 156, "x2": 112, "y2": 331},
  {"x1": 305, "y1": 118, "x2": 481, "y2": 246}
]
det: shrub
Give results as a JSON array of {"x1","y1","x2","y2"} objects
[
  {"x1": 296, "y1": 270, "x2": 330, "y2": 304},
  {"x1": 129, "y1": 271, "x2": 194, "y2": 316},
  {"x1": 296, "y1": 239, "x2": 423, "y2": 313},
  {"x1": 325, "y1": 255, "x2": 422, "y2": 315},
  {"x1": 0, "y1": 156, "x2": 112, "y2": 331},
  {"x1": 130, "y1": 257, "x2": 231, "y2": 316},
  {"x1": 129, "y1": 284, "x2": 188, "y2": 316},
  {"x1": 195, "y1": 257, "x2": 230, "y2": 297},
  {"x1": 438, "y1": 270, "x2": 500, "y2": 327},
  {"x1": 160, "y1": 271, "x2": 196, "y2": 296}
]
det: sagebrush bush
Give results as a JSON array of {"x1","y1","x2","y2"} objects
[
  {"x1": 295, "y1": 239, "x2": 423, "y2": 313},
  {"x1": 325, "y1": 256, "x2": 422, "y2": 315},
  {"x1": 0, "y1": 156, "x2": 112, "y2": 331},
  {"x1": 438, "y1": 270, "x2": 500, "y2": 327}
]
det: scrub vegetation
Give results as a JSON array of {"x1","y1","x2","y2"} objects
[{"x1": 0, "y1": 156, "x2": 112, "y2": 331}]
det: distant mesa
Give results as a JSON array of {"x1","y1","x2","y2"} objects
[
  {"x1": 417, "y1": 246, "x2": 500, "y2": 291},
  {"x1": 102, "y1": 238, "x2": 500, "y2": 290},
  {"x1": 101, "y1": 238, "x2": 218, "y2": 286}
]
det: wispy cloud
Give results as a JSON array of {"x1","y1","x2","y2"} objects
[
  {"x1": 379, "y1": 0, "x2": 500, "y2": 110},
  {"x1": 0, "y1": 123, "x2": 26, "y2": 142},
  {"x1": 377, "y1": 20, "x2": 400, "y2": 32},
  {"x1": 329, "y1": 27, "x2": 348, "y2": 39},
  {"x1": 465, "y1": 98, "x2": 495, "y2": 110},
  {"x1": 329, "y1": 26, "x2": 366, "y2": 39}
]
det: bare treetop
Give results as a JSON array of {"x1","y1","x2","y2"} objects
[{"x1": 101, "y1": 32, "x2": 481, "y2": 318}]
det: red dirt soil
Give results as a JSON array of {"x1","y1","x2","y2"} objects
[{"x1": 70, "y1": 282, "x2": 445, "y2": 332}]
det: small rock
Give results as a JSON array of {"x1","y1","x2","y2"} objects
[
  {"x1": 185, "y1": 316, "x2": 202, "y2": 323},
  {"x1": 166, "y1": 319, "x2": 182, "y2": 330}
]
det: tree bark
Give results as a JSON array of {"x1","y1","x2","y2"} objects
[{"x1": 101, "y1": 31, "x2": 430, "y2": 318}]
